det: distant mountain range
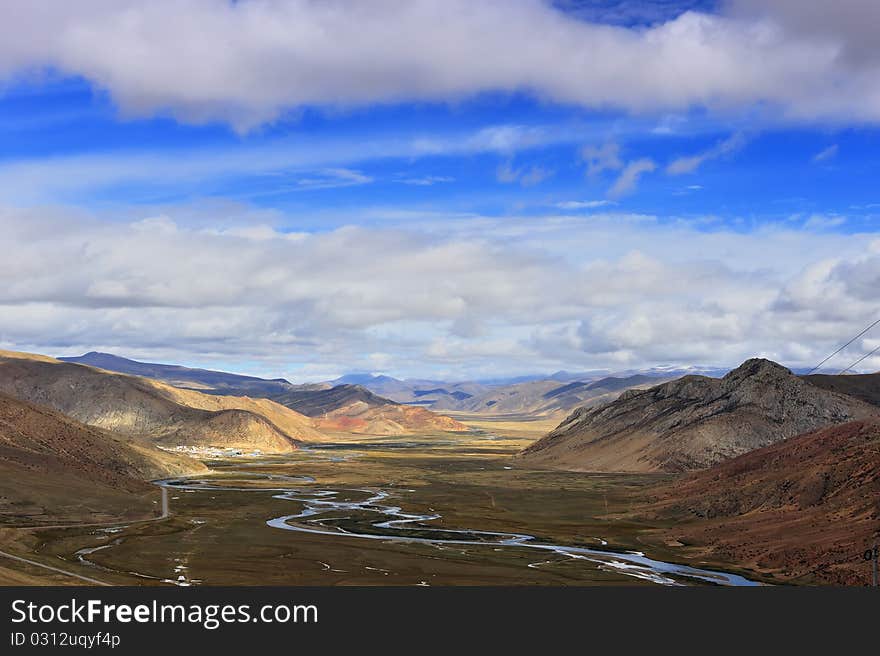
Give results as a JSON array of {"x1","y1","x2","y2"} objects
[
  {"x1": 59, "y1": 352, "x2": 294, "y2": 397},
  {"x1": 59, "y1": 354, "x2": 734, "y2": 416},
  {"x1": 333, "y1": 371, "x2": 692, "y2": 417},
  {"x1": 0, "y1": 348, "x2": 471, "y2": 526},
  {"x1": 429, "y1": 373, "x2": 675, "y2": 416},
  {"x1": 272, "y1": 383, "x2": 467, "y2": 435},
  {"x1": 332, "y1": 365, "x2": 728, "y2": 393},
  {"x1": 57, "y1": 352, "x2": 464, "y2": 436}
]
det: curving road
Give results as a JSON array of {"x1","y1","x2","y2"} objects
[{"x1": 0, "y1": 487, "x2": 171, "y2": 586}]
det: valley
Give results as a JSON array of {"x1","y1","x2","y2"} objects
[
  {"x1": 3, "y1": 0, "x2": 879, "y2": 608},
  {"x1": 0, "y1": 349, "x2": 877, "y2": 587},
  {"x1": 0, "y1": 423, "x2": 762, "y2": 587}
]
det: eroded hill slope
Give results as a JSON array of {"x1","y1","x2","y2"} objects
[
  {"x1": 644, "y1": 420, "x2": 880, "y2": 585},
  {"x1": 519, "y1": 359, "x2": 879, "y2": 472},
  {"x1": 0, "y1": 391, "x2": 205, "y2": 524},
  {"x1": 0, "y1": 350, "x2": 316, "y2": 452},
  {"x1": 274, "y1": 384, "x2": 468, "y2": 435}
]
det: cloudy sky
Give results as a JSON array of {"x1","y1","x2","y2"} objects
[{"x1": 2, "y1": 0, "x2": 880, "y2": 381}]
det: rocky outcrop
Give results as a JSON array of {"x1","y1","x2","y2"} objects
[{"x1": 518, "y1": 359, "x2": 879, "y2": 472}]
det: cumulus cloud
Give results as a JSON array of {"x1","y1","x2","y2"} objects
[
  {"x1": 667, "y1": 132, "x2": 749, "y2": 175},
  {"x1": 1, "y1": 1, "x2": 880, "y2": 130},
  {"x1": 729, "y1": 0, "x2": 880, "y2": 66},
  {"x1": 3, "y1": 204, "x2": 880, "y2": 378}
]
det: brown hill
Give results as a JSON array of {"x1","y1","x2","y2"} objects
[
  {"x1": 274, "y1": 384, "x2": 468, "y2": 435},
  {"x1": 645, "y1": 420, "x2": 880, "y2": 585},
  {"x1": 518, "y1": 358, "x2": 879, "y2": 472},
  {"x1": 0, "y1": 391, "x2": 206, "y2": 524},
  {"x1": 274, "y1": 384, "x2": 388, "y2": 416},
  {"x1": 151, "y1": 384, "x2": 326, "y2": 443},
  {"x1": 0, "y1": 350, "x2": 321, "y2": 453}
]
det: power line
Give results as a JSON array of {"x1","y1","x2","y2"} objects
[
  {"x1": 806, "y1": 316, "x2": 880, "y2": 374},
  {"x1": 838, "y1": 343, "x2": 880, "y2": 375}
]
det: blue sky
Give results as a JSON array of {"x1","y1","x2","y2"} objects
[
  {"x1": 3, "y1": 75, "x2": 878, "y2": 223},
  {"x1": 1, "y1": 1, "x2": 880, "y2": 380}
]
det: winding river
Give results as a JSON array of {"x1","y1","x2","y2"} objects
[{"x1": 154, "y1": 472, "x2": 760, "y2": 586}]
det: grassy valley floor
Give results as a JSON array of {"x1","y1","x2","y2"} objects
[{"x1": 0, "y1": 418, "x2": 770, "y2": 586}]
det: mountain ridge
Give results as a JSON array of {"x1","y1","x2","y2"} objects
[
  {"x1": 518, "y1": 358, "x2": 880, "y2": 472},
  {"x1": 59, "y1": 351, "x2": 293, "y2": 397},
  {"x1": 58, "y1": 352, "x2": 464, "y2": 436},
  {"x1": 274, "y1": 384, "x2": 468, "y2": 435},
  {"x1": 0, "y1": 351, "x2": 320, "y2": 453}
]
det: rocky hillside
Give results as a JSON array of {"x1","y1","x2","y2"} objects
[
  {"x1": 803, "y1": 372, "x2": 880, "y2": 408},
  {"x1": 539, "y1": 374, "x2": 671, "y2": 415},
  {"x1": 645, "y1": 420, "x2": 880, "y2": 585},
  {"x1": 151, "y1": 383, "x2": 326, "y2": 443},
  {"x1": 0, "y1": 392, "x2": 206, "y2": 524},
  {"x1": 274, "y1": 384, "x2": 388, "y2": 415},
  {"x1": 518, "y1": 359, "x2": 879, "y2": 472},
  {"x1": 274, "y1": 384, "x2": 468, "y2": 435},
  {"x1": 0, "y1": 350, "x2": 320, "y2": 453},
  {"x1": 56, "y1": 352, "x2": 464, "y2": 437},
  {"x1": 432, "y1": 380, "x2": 566, "y2": 414}
]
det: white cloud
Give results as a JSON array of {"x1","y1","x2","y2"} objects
[
  {"x1": 0, "y1": 122, "x2": 591, "y2": 204},
  {"x1": 667, "y1": 132, "x2": 748, "y2": 175},
  {"x1": 608, "y1": 158, "x2": 657, "y2": 197},
  {"x1": 554, "y1": 200, "x2": 614, "y2": 210},
  {"x1": 581, "y1": 143, "x2": 624, "y2": 177},
  {"x1": 495, "y1": 162, "x2": 520, "y2": 184},
  {"x1": 398, "y1": 175, "x2": 454, "y2": 186},
  {"x1": 803, "y1": 214, "x2": 847, "y2": 230},
  {"x1": 580, "y1": 142, "x2": 656, "y2": 198},
  {"x1": 518, "y1": 167, "x2": 553, "y2": 187},
  {"x1": 729, "y1": 1, "x2": 880, "y2": 67},
  {"x1": 496, "y1": 161, "x2": 553, "y2": 187},
  {"x1": 3, "y1": 204, "x2": 880, "y2": 379},
  {"x1": 294, "y1": 168, "x2": 372, "y2": 190},
  {"x1": 812, "y1": 144, "x2": 839, "y2": 162},
  {"x1": 1, "y1": 2, "x2": 880, "y2": 130}
]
